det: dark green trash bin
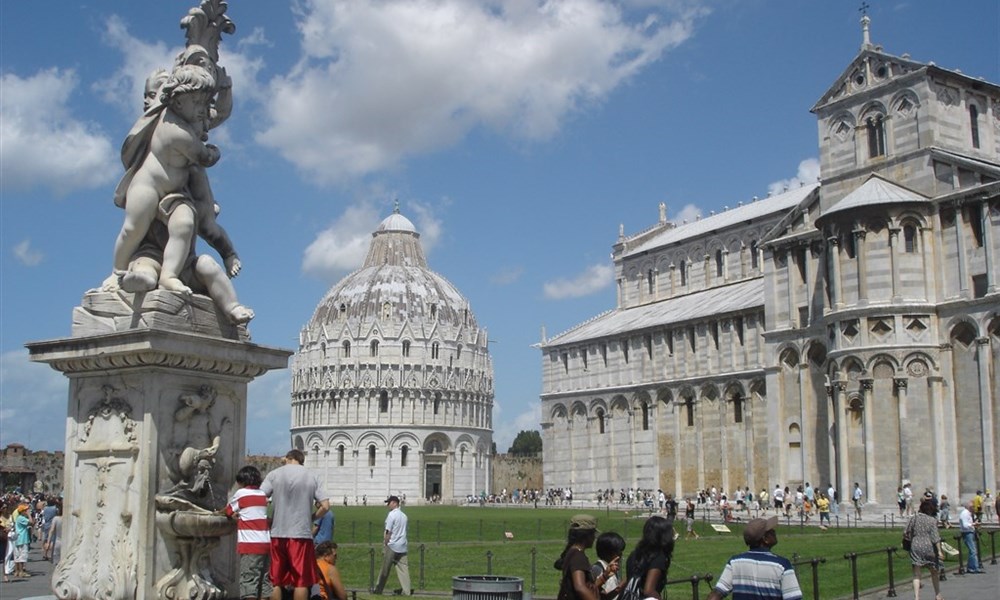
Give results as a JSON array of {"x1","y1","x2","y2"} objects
[{"x1": 453, "y1": 576, "x2": 524, "y2": 600}]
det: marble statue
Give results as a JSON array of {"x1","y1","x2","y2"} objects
[
  {"x1": 28, "y1": 4, "x2": 295, "y2": 599},
  {"x1": 101, "y1": 0, "x2": 252, "y2": 325}
]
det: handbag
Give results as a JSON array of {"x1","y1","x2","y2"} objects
[{"x1": 902, "y1": 519, "x2": 913, "y2": 551}]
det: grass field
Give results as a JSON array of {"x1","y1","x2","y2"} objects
[{"x1": 321, "y1": 505, "x2": 947, "y2": 599}]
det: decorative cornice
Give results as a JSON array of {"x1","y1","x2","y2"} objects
[{"x1": 27, "y1": 328, "x2": 291, "y2": 379}]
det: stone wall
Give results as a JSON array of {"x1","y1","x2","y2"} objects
[
  {"x1": 491, "y1": 453, "x2": 543, "y2": 492},
  {"x1": 0, "y1": 444, "x2": 65, "y2": 494}
]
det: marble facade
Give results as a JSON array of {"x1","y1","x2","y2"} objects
[{"x1": 539, "y1": 18, "x2": 1000, "y2": 507}]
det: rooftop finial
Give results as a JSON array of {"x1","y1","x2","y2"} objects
[
  {"x1": 393, "y1": 198, "x2": 400, "y2": 214},
  {"x1": 859, "y1": 2, "x2": 872, "y2": 49}
]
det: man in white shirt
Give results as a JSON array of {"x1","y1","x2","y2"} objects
[
  {"x1": 959, "y1": 501, "x2": 984, "y2": 573},
  {"x1": 852, "y1": 483, "x2": 863, "y2": 520},
  {"x1": 374, "y1": 496, "x2": 411, "y2": 594},
  {"x1": 773, "y1": 485, "x2": 784, "y2": 512}
]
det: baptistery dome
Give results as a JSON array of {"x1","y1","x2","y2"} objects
[{"x1": 291, "y1": 207, "x2": 494, "y2": 503}]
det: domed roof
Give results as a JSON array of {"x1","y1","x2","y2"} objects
[
  {"x1": 376, "y1": 211, "x2": 417, "y2": 234},
  {"x1": 308, "y1": 208, "x2": 476, "y2": 329}
]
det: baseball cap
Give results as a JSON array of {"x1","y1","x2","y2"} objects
[
  {"x1": 569, "y1": 514, "x2": 598, "y2": 531},
  {"x1": 385, "y1": 495, "x2": 400, "y2": 504},
  {"x1": 743, "y1": 516, "x2": 778, "y2": 546}
]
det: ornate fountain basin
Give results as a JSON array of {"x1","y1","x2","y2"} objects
[{"x1": 156, "y1": 510, "x2": 234, "y2": 538}]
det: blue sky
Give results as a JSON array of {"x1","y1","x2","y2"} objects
[{"x1": 1, "y1": 1, "x2": 997, "y2": 456}]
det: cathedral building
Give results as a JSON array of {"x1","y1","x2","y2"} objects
[
  {"x1": 539, "y1": 17, "x2": 999, "y2": 507},
  {"x1": 291, "y1": 207, "x2": 494, "y2": 503}
]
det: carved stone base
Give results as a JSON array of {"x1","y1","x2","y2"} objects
[
  {"x1": 28, "y1": 327, "x2": 290, "y2": 600},
  {"x1": 74, "y1": 289, "x2": 249, "y2": 341}
]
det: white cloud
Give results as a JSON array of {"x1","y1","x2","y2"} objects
[
  {"x1": 95, "y1": 15, "x2": 179, "y2": 114},
  {"x1": 543, "y1": 263, "x2": 614, "y2": 299},
  {"x1": 492, "y1": 402, "x2": 541, "y2": 454},
  {"x1": 246, "y1": 369, "x2": 292, "y2": 455},
  {"x1": 673, "y1": 202, "x2": 702, "y2": 224},
  {"x1": 768, "y1": 158, "x2": 820, "y2": 196},
  {"x1": 302, "y1": 198, "x2": 444, "y2": 282},
  {"x1": 0, "y1": 69, "x2": 118, "y2": 195},
  {"x1": 97, "y1": 15, "x2": 266, "y2": 126},
  {"x1": 257, "y1": 0, "x2": 701, "y2": 183},
  {"x1": 490, "y1": 266, "x2": 524, "y2": 286},
  {"x1": 0, "y1": 350, "x2": 69, "y2": 452},
  {"x1": 13, "y1": 240, "x2": 43, "y2": 266}
]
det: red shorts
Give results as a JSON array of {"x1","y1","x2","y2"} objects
[{"x1": 269, "y1": 538, "x2": 317, "y2": 589}]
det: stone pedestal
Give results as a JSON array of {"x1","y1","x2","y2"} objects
[{"x1": 27, "y1": 290, "x2": 291, "y2": 600}]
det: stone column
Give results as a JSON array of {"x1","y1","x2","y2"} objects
[
  {"x1": 28, "y1": 319, "x2": 290, "y2": 600},
  {"x1": 895, "y1": 378, "x2": 910, "y2": 481},
  {"x1": 888, "y1": 227, "x2": 901, "y2": 301},
  {"x1": 927, "y1": 375, "x2": 947, "y2": 494},
  {"x1": 854, "y1": 228, "x2": 869, "y2": 304},
  {"x1": 673, "y1": 401, "x2": 683, "y2": 497},
  {"x1": 955, "y1": 204, "x2": 969, "y2": 297},
  {"x1": 720, "y1": 397, "x2": 730, "y2": 495},
  {"x1": 982, "y1": 201, "x2": 997, "y2": 293},
  {"x1": 860, "y1": 379, "x2": 876, "y2": 503},
  {"x1": 829, "y1": 236, "x2": 843, "y2": 309},
  {"x1": 834, "y1": 380, "x2": 850, "y2": 505},
  {"x1": 920, "y1": 226, "x2": 934, "y2": 302},
  {"x1": 977, "y1": 337, "x2": 997, "y2": 488}
]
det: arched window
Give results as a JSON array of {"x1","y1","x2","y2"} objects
[
  {"x1": 596, "y1": 408, "x2": 605, "y2": 434},
  {"x1": 970, "y1": 104, "x2": 981, "y2": 149},
  {"x1": 402, "y1": 340, "x2": 411, "y2": 357},
  {"x1": 456, "y1": 344, "x2": 462, "y2": 360},
  {"x1": 641, "y1": 403, "x2": 649, "y2": 431},
  {"x1": 433, "y1": 393, "x2": 441, "y2": 415},
  {"x1": 431, "y1": 342, "x2": 440, "y2": 359},
  {"x1": 680, "y1": 260, "x2": 687, "y2": 286},
  {"x1": 647, "y1": 269, "x2": 655, "y2": 294},
  {"x1": 733, "y1": 396, "x2": 744, "y2": 423},
  {"x1": 715, "y1": 249, "x2": 724, "y2": 277},
  {"x1": 337, "y1": 444, "x2": 345, "y2": 466},
  {"x1": 379, "y1": 390, "x2": 389, "y2": 413},
  {"x1": 750, "y1": 241, "x2": 759, "y2": 270},
  {"x1": 866, "y1": 115, "x2": 886, "y2": 158},
  {"x1": 400, "y1": 445, "x2": 408, "y2": 467},
  {"x1": 903, "y1": 224, "x2": 917, "y2": 253},
  {"x1": 685, "y1": 399, "x2": 694, "y2": 427},
  {"x1": 368, "y1": 444, "x2": 376, "y2": 467},
  {"x1": 370, "y1": 340, "x2": 379, "y2": 356},
  {"x1": 339, "y1": 303, "x2": 347, "y2": 317},
  {"x1": 342, "y1": 340, "x2": 351, "y2": 358}
]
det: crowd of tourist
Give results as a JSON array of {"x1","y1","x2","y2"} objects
[
  {"x1": 1, "y1": 491, "x2": 63, "y2": 583},
  {"x1": 555, "y1": 512, "x2": 802, "y2": 600}
]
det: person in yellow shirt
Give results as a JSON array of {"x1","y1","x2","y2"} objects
[
  {"x1": 972, "y1": 491, "x2": 984, "y2": 523},
  {"x1": 816, "y1": 493, "x2": 831, "y2": 529}
]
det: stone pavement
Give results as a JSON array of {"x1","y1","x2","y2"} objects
[{"x1": 1, "y1": 544, "x2": 54, "y2": 600}]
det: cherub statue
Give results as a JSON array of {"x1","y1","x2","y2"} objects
[{"x1": 102, "y1": 66, "x2": 252, "y2": 324}]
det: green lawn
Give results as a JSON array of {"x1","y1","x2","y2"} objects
[{"x1": 324, "y1": 505, "x2": 952, "y2": 600}]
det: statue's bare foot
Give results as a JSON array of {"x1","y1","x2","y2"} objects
[
  {"x1": 226, "y1": 304, "x2": 254, "y2": 325},
  {"x1": 120, "y1": 270, "x2": 157, "y2": 293},
  {"x1": 101, "y1": 271, "x2": 125, "y2": 292},
  {"x1": 159, "y1": 277, "x2": 193, "y2": 296}
]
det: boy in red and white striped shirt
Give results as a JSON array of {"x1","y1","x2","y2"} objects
[{"x1": 226, "y1": 465, "x2": 272, "y2": 600}]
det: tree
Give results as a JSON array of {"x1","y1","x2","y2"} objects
[{"x1": 507, "y1": 430, "x2": 542, "y2": 456}]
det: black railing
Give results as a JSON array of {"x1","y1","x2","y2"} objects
[
  {"x1": 843, "y1": 546, "x2": 899, "y2": 599},
  {"x1": 662, "y1": 573, "x2": 714, "y2": 600},
  {"x1": 790, "y1": 555, "x2": 827, "y2": 600}
]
